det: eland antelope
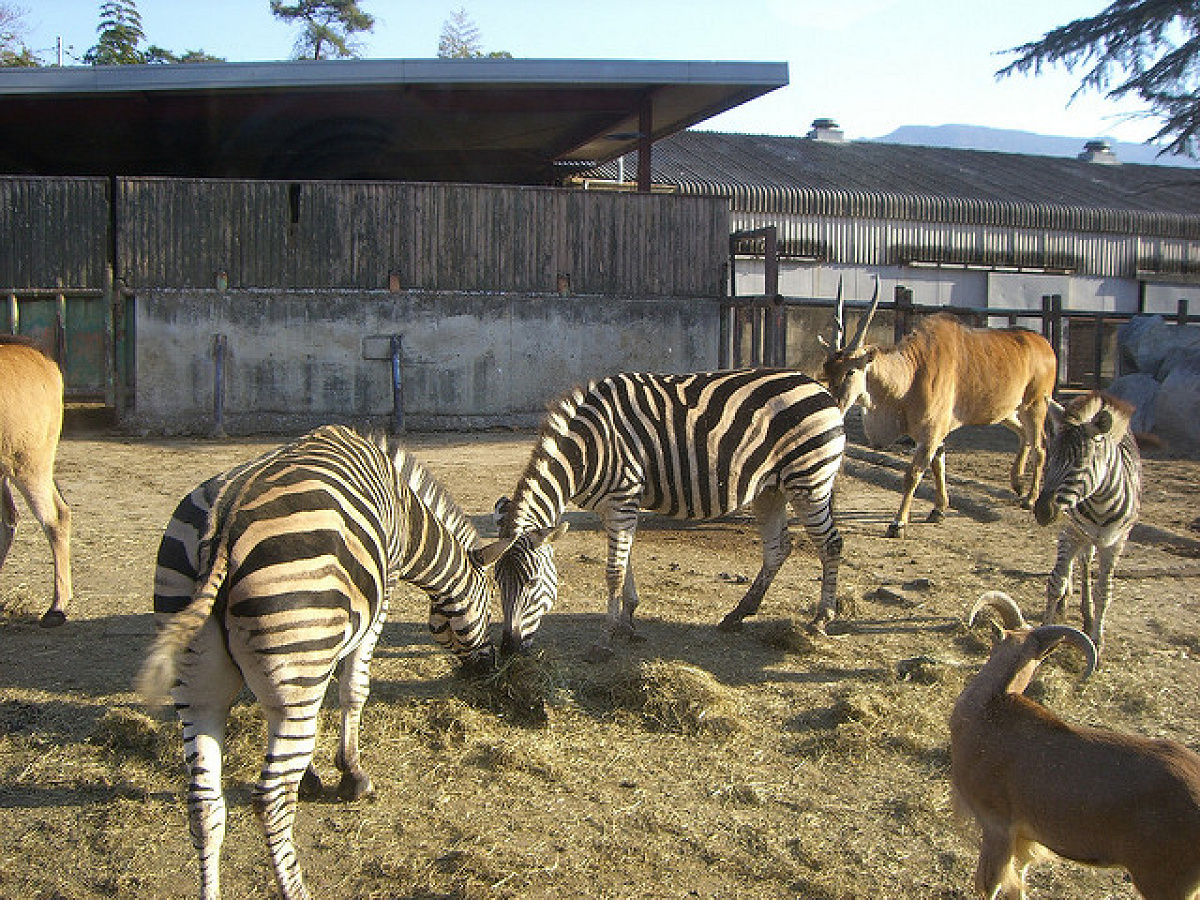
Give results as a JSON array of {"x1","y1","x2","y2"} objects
[
  {"x1": 0, "y1": 336, "x2": 72, "y2": 626},
  {"x1": 822, "y1": 282, "x2": 1057, "y2": 538}
]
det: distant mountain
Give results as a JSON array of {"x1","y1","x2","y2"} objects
[{"x1": 872, "y1": 124, "x2": 1200, "y2": 168}]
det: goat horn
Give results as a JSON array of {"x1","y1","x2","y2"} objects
[
  {"x1": 831, "y1": 277, "x2": 845, "y2": 350},
  {"x1": 967, "y1": 591, "x2": 1027, "y2": 631},
  {"x1": 845, "y1": 276, "x2": 880, "y2": 353},
  {"x1": 1031, "y1": 625, "x2": 1098, "y2": 679}
]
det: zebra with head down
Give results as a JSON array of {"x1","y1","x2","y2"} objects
[
  {"x1": 138, "y1": 425, "x2": 512, "y2": 900},
  {"x1": 492, "y1": 368, "x2": 848, "y2": 660}
]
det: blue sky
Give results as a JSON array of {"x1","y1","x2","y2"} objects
[{"x1": 24, "y1": 0, "x2": 1161, "y2": 145}]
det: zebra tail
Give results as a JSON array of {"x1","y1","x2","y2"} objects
[{"x1": 135, "y1": 540, "x2": 231, "y2": 709}]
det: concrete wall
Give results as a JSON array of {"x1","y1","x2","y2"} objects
[{"x1": 130, "y1": 290, "x2": 722, "y2": 434}]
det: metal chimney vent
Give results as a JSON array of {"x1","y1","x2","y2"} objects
[
  {"x1": 807, "y1": 118, "x2": 845, "y2": 143},
  {"x1": 1079, "y1": 139, "x2": 1120, "y2": 165}
]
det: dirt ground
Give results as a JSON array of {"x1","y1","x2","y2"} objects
[{"x1": 2, "y1": 417, "x2": 1200, "y2": 900}]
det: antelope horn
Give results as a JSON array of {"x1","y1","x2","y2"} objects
[
  {"x1": 967, "y1": 591, "x2": 1027, "y2": 631},
  {"x1": 845, "y1": 276, "x2": 881, "y2": 353},
  {"x1": 1031, "y1": 625, "x2": 1098, "y2": 679},
  {"x1": 831, "y1": 277, "x2": 845, "y2": 350}
]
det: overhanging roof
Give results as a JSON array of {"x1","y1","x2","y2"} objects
[{"x1": 0, "y1": 58, "x2": 787, "y2": 184}]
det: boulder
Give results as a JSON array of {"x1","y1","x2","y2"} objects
[
  {"x1": 1117, "y1": 315, "x2": 1200, "y2": 378},
  {"x1": 1155, "y1": 354, "x2": 1200, "y2": 454}
]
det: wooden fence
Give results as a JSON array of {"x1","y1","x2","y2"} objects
[{"x1": 2, "y1": 176, "x2": 730, "y2": 296}]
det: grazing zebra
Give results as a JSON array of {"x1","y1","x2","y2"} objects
[
  {"x1": 137, "y1": 425, "x2": 512, "y2": 900},
  {"x1": 494, "y1": 369, "x2": 847, "y2": 659},
  {"x1": 1034, "y1": 392, "x2": 1142, "y2": 657}
]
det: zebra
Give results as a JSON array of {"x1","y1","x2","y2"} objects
[
  {"x1": 137, "y1": 425, "x2": 512, "y2": 900},
  {"x1": 493, "y1": 369, "x2": 848, "y2": 660},
  {"x1": 1033, "y1": 392, "x2": 1142, "y2": 658}
]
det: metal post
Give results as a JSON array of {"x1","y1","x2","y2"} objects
[
  {"x1": 7, "y1": 294, "x2": 17, "y2": 334},
  {"x1": 390, "y1": 334, "x2": 405, "y2": 435},
  {"x1": 893, "y1": 286, "x2": 913, "y2": 344},
  {"x1": 1178, "y1": 296, "x2": 1190, "y2": 326},
  {"x1": 212, "y1": 333, "x2": 227, "y2": 438}
]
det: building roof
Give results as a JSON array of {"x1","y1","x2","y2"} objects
[
  {"x1": 583, "y1": 129, "x2": 1200, "y2": 238},
  {"x1": 0, "y1": 58, "x2": 786, "y2": 184}
]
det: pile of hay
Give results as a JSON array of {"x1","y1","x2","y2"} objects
[{"x1": 613, "y1": 659, "x2": 745, "y2": 736}]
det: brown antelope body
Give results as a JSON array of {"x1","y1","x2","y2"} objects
[
  {"x1": 953, "y1": 592, "x2": 1200, "y2": 899},
  {"x1": 822, "y1": 285, "x2": 1056, "y2": 537},
  {"x1": 0, "y1": 336, "x2": 72, "y2": 626}
]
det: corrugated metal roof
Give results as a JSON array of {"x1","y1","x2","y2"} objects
[{"x1": 583, "y1": 131, "x2": 1200, "y2": 239}]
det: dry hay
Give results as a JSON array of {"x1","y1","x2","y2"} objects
[{"x1": 608, "y1": 658, "x2": 745, "y2": 735}]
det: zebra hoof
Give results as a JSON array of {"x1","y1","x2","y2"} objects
[
  {"x1": 1019, "y1": 497, "x2": 1034, "y2": 510},
  {"x1": 39, "y1": 609, "x2": 66, "y2": 628},
  {"x1": 925, "y1": 508, "x2": 945, "y2": 525},
  {"x1": 716, "y1": 614, "x2": 744, "y2": 633},
  {"x1": 298, "y1": 766, "x2": 324, "y2": 800},
  {"x1": 585, "y1": 643, "x2": 615, "y2": 664},
  {"x1": 336, "y1": 772, "x2": 374, "y2": 802},
  {"x1": 885, "y1": 521, "x2": 905, "y2": 539}
]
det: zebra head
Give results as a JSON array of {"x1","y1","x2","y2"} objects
[
  {"x1": 494, "y1": 520, "x2": 568, "y2": 655},
  {"x1": 1034, "y1": 393, "x2": 1131, "y2": 527}
]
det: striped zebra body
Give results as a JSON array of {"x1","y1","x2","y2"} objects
[
  {"x1": 1034, "y1": 393, "x2": 1142, "y2": 656},
  {"x1": 495, "y1": 369, "x2": 847, "y2": 656},
  {"x1": 138, "y1": 425, "x2": 509, "y2": 900}
]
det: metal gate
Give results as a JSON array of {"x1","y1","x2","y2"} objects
[{"x1": 6, "y1": 290, "x2": 112, "y2": 402}]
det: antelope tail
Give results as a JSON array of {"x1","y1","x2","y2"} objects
[{"x1": 135, "y1": 540, "x2": 231, "y2": 708}]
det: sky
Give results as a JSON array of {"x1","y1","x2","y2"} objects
[{"x1": 22, "y1": 0, "x2": 1164, "y2": 146}]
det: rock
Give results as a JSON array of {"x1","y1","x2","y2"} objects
[
  {"x1": 1155, "y1": 355, "x2": 1200, "y2": 454},
  {"x1": 1117, "y1": 315, "x2": 1200, "y2": 378}
]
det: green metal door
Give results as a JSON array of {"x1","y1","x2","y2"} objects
[{"x1": 9, "y1": 292, "x2": 110, "y2": 401}]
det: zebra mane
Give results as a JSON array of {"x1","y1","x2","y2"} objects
[
  {"x1": 388, "y1": 441, "x2": 480, "y2": 550},
  {"x1": 500, "y1": 384, "x2": 590, "y2": 533},
  {"x1": 1065, "y1": 391, "x2": 1134, "y2": 435}
]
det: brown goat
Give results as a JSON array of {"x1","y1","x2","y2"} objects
[
  {"x1": 823, "y1": 284, "x2": 1056, "y2": 537},
  {"x1": 952, "y1": 591, "x2": 1200, "y2": 899},
  {"x1": 0, "y1": 336, "x2": 72, "y2": 626}
]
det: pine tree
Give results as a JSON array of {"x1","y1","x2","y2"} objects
[
  {"x1": 84, "y1": 0, "x2": 146, "y2": 65},
  {"x1": 999, "y1": 0, "x2": 1200, "y2": 157},
  {"x1": 270, "y1": 0, "x2": 375, "y2": 60}
]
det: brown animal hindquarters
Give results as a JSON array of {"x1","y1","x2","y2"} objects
[{"x1": 0, "y1": 338, "x2": 72, "y2": 626}]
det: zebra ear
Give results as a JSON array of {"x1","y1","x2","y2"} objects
[
  {"x1": 471, "y1": 536, "x2": 518, "y2": 570},
  {"x1": 1044, "y1": 397, "x2": 1065, "y2": 436},
  {"x1": 526, "y1": 521, "x2": 569, "y2": 550},
  {"x1": 1092, "y1": 409, "x2": 1114, "y2": 435}
]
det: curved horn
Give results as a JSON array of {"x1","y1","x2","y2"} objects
[
  {"x1": 967, "y1": 591, "x2": 1027, "y2": 631},
  {"x1": 1031, "y1": 624, "x2": 1098, "y2": 679},
  {"x1": 831, "y1": 277, "x2": 845, "y2": 350},
  {"x1": 845, "y1": 276, "x2": 881, "y2": 353}
]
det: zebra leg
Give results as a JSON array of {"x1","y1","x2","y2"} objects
[
  {"x1": 0, "y1": 478, "x2": 17, "y2": 570},
  {"x1": 925, "y1": 444, "x2": 949, "y2": 524},
  {"x1": 333, "y1": 620, "x2": 384, "y2": 801},
  {"x1": 1043, "y1": 529, "x2": 1086, "y2": 626},
  {"x1": 791, "y1": 480, "x2": 844, "y2": 633},
  {"x1": 174, "y1": 619, "x2": 244, "y2": 900},
  {"x1": 595, "y1": 496, "x2": 642, "y2": 653},
  {"x1": 252, "y1": 701, "x2": 323, "y2": 900},
  {"x1": 718, "y1": 488, "x2": 791, "y2": 631},
  {"x1": 1086, "y1": 542, "x2": 1123, "y2": 656}
]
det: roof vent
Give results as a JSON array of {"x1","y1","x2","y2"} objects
[
  {"x1": 806, "y1": 118, "x2": 845, "y2": 143},
  {"x1": 1079, "y1": 139, "x2": 1120, "y2": 165}
]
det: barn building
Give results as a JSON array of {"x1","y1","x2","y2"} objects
[{"x1": 6, "y1": 59, "x2": 1200, "y2": 432}]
